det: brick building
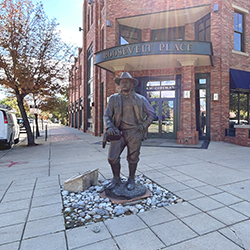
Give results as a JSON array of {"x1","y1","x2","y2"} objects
[{"x1": 69, "y1": 0, "x2": 250, "y2": 146}]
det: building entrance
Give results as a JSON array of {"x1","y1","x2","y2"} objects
[
  {"x1": 195, "y1": 73, "x2": 210, "y2": 140},
  {"x1": 148, "y1": 99, "x2": 175, "y2": 138},
  {"x1": 145, "y1": 79, "x2": 178, "y2": 139}
]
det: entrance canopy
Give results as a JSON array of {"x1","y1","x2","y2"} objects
[
  {"x1": 95, "y1": 5, "x2": 213, "y2": 72},
  {"x1": 230, "y1": 68, "x2": 250, "y2": 91},
  {"x1": 95, "y1": 41, "x2": 213, "y2": 72},
  {"x1": 117, "y1": 5, "x2": 210, "y2": 30}
]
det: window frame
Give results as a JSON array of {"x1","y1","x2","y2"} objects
[
  {"x1": 87, "y1": 7, "x2": 90, "y2": 32},
  {"x1": 86, "y1": 44, "x2": 94, "y2": 131},
  {"x1": 230, "y1": 91, "x2": 250, "y2": 125},
  {"x1": 151, "y1": 26, "x2": 185, "y2": 42},
  {"x1": 234, "y1": 11, "x2": 245, "y2": 52},
  {"x1": 119, "y1": 25, "x2": 142, "y2": 45},
  {"x1": 195, "y1": 13, "x2": 211, "y2": 42}
]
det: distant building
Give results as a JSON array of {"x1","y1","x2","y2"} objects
[{"x1": 69, "y1": 0, "x2": 250, "y2": 147}]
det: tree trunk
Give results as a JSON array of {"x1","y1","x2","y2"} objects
[
  {"x1": 34, "y1": 113, "x2": 40, "y2": 137},
  {"x1": 16, "y1": 94, "x2": 35, "y2": 146}
]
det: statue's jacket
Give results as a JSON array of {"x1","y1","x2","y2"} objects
[{"x1": 104, "y1": 91, "x2": 156, "y2": 138}]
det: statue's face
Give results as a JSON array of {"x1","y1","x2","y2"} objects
[{"x1": 120, "y1": 79, "x2": 133, "y2": 93}]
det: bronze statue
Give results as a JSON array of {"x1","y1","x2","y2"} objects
[{"x1": 103, "y1": 72, "x2": 156, "y2": 195}]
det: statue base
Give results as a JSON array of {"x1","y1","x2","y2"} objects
[{"x1": 103, "y1": 181, "x2": 149, "y2": 202}]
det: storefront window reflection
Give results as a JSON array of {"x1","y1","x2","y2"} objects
[
  {"x1": 162, "y1": 91, "x2": 175, "y2": 98},
  {"x1": 199, "y1": 90, "x2": 206, "y2": 136},
  {"x1": 147, "y1": 81, "x2": 160, "y2": 86},
  {"x1": 230, "y1": 92, "x2": 249, "y2": 124},
  {"x1": 119, "y1": 25, "x2": 141, "y2": 45},
  {"x1": 151, "y1": 26, "x2": 184, "y2": 41},
  {"x1": 147, "y1": 91, "x2": 160, "y2": 98},
  {"x1": 195, "y1": 74, "x2": 209, "y2": 139},
  {"x1": 146, "y1": 78, "x2": 176, "y2": 138},
  {"x1": 199, "y1": 79, "x2": 206, "y2": 84},
  {"x1": 162, "y1": 80, "x2": 176, "y2": 86}
]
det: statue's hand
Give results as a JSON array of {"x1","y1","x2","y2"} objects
[
  {"x1": 107, "y1": 127, "x2": 120, "y2": 136},
  {"x1": 113, "y1": 128, "x2": 120, "y2": 135},
  {"x1": 107, "y1": 127, "x2": 115, "y2": 135},
  {"x1": 136, "y1": 124, "x2": 144, "y2": 131}
]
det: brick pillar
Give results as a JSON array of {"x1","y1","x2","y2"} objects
[{"x1": 177, "y1": 61, "x2": 198, "y2": 145}]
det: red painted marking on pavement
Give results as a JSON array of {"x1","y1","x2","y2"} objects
[{"x1": 0, "y1": 161, "x2": 28, "y2": 168}]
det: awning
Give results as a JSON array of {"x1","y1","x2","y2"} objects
[
  {"x1": 117, "y1": 5, "x2": 210, "y2": 30},
  {"x1": 230, "y1": 68, "x2": 250, "y2": 90},
  {"x1": 95, "y1": 41, "x2": 213, "y2": 72}
]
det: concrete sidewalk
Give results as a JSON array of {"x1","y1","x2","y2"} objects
[{"x1": 0, "y1": 124, "x2": 250, "y2": 250}]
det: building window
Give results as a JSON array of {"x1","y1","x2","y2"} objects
[
  {"x1": 79, "y1": 65, "x2": 82, "y2": 85},
  {"x1": 87, "y1": 44, "x2": 94, "y2": 131},
  {"x1": 101, "y1": 28, "x2": 104, "y2": 50},
  {"x1": 230, "y1": 92, "x2": 249, "y2": 124},
  {"x1": 195, "y1": 14, "x2": 210, "y2": 42},
  {"x1": 151, "y1": 26, "x2": 184, "y2": 41},
  {"x1": 119, "y1": 25, "x2": 141, "y2": 45},
  {"x1": 234, "y1": 11, "x2": 244, "y2": 51},
  {"x1": 146, "y1": 80, "x2": 176, "y2": 99},
  {"x1": 87, "y1": 8, "x2": 90, "y2": 31},
  {"x1": 91, "y1": 4, "x2": 93, "y2": 25}
]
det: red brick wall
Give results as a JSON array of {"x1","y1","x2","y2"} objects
[
  {"x1": 224, "y1": 128, "x2": 250, "y2": 147},
  {"x1": 177, "y1": 65, "x2": 198, "y2": 144},
  {"x1": 68, "y1": 0, "x2": 250, "y2": 144}
]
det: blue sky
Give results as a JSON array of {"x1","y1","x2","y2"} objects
[{"x1": 32, "y1": 0, "x2": 83, "y2": 47}]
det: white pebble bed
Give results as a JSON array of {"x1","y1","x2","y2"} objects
[{"x1": 61, "y1": 175, "x2": 182, "y2": 229}]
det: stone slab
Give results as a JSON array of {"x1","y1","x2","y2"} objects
[
  {"x1": 151, "y1": 219, "x2": 198, "y2": 246},
  {"x1": 23, "y1": 215, "x2": 65, "y2": 239},
  {"x1": 166, "y1": 231, "x2": 242, "y2": 250},
  {"x1": 77, "y1": 239, "x2": 118, "y2": 250},
  {"x1": 208, "y1": 207, "x2": 248, "y2": 225},
  {"x1": 0, "y1": 223, "x2": 24, "y2": 245},
  {"x1": 115, "y1": 228, "x2": 165, "y2": 250},
  {"x1": 66, "y1": 221, "x2": 111, "y2": 249},
  {"x1": 105, "y1": 214, "x2": 147, "y2": 237},
  {"x1": 20, "y1": 232, "x2": 67, "y2": 250},
  {"x1": 219, "y1": 220, "x2": 250, "y2": 250},
  {"x1": 181, "y1": 213, "x2": 225, "y2": 235},
  {"x1": 138, "y1": 207, "x2": 176, "y2": 227},
  {"x1": 0, "y1": 242, "x2": 19, "y2": 250},
  {"x1": 63, "y1": 169, "x2": 98, "y2": 193}
]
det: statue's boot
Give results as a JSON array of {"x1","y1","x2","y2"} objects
[
  {"x1": 106, "y1": 163, "x2": 121, "y2": 190},
  {"x1": 126, "y1": 163, "x2": 137, "y2": 190}
]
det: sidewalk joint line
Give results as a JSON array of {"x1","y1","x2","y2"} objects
[
  {"x1": 0, "y1": 181, "x2": 13, "y2": 203},
  {"x1": 18, "y1": 178, "x2": 38, "y2": 250}
]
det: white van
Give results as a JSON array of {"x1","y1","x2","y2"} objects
[{"x1": 0, "y1": 105, "x2": 20, "y2": 148}]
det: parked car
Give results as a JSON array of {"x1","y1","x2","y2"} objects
[
  {"x1": 17, "y1": 117, "x2": 26, "y2": 133},
  {"x1": 0, "y1": 105, "x2": 20, "y2": 149}
]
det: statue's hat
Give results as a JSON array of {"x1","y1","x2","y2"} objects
[{"x1": 114, "y1": 72, "x2": 138, "y2": 87}]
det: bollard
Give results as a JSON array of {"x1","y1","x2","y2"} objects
[
  {"x1": 33, "y1": 125, "x2": 35, "y2": 142},
  {"x1": 45, "y1": 125, "x2": 47, "y2": 141}
]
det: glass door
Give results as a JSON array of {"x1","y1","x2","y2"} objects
[
  {"x1": 148, "y1": 100, "x2": 160, "y2": 138},
  {"x1": 161, "y1": 100, "x2": 174, "y2": 137},
  {"x1": 195, "y1": 74, "x2": 210, "y2": 140},
  {"x1": 143, "y1": 78, "x2": 179, "y2": 139},
  {"x1": 148, "y1": 99, "x2": 175, "y2": 138}
]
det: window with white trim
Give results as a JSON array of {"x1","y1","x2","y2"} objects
[{"x1": 234, "y1": 11, "x2": 244, "y2": 52}]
